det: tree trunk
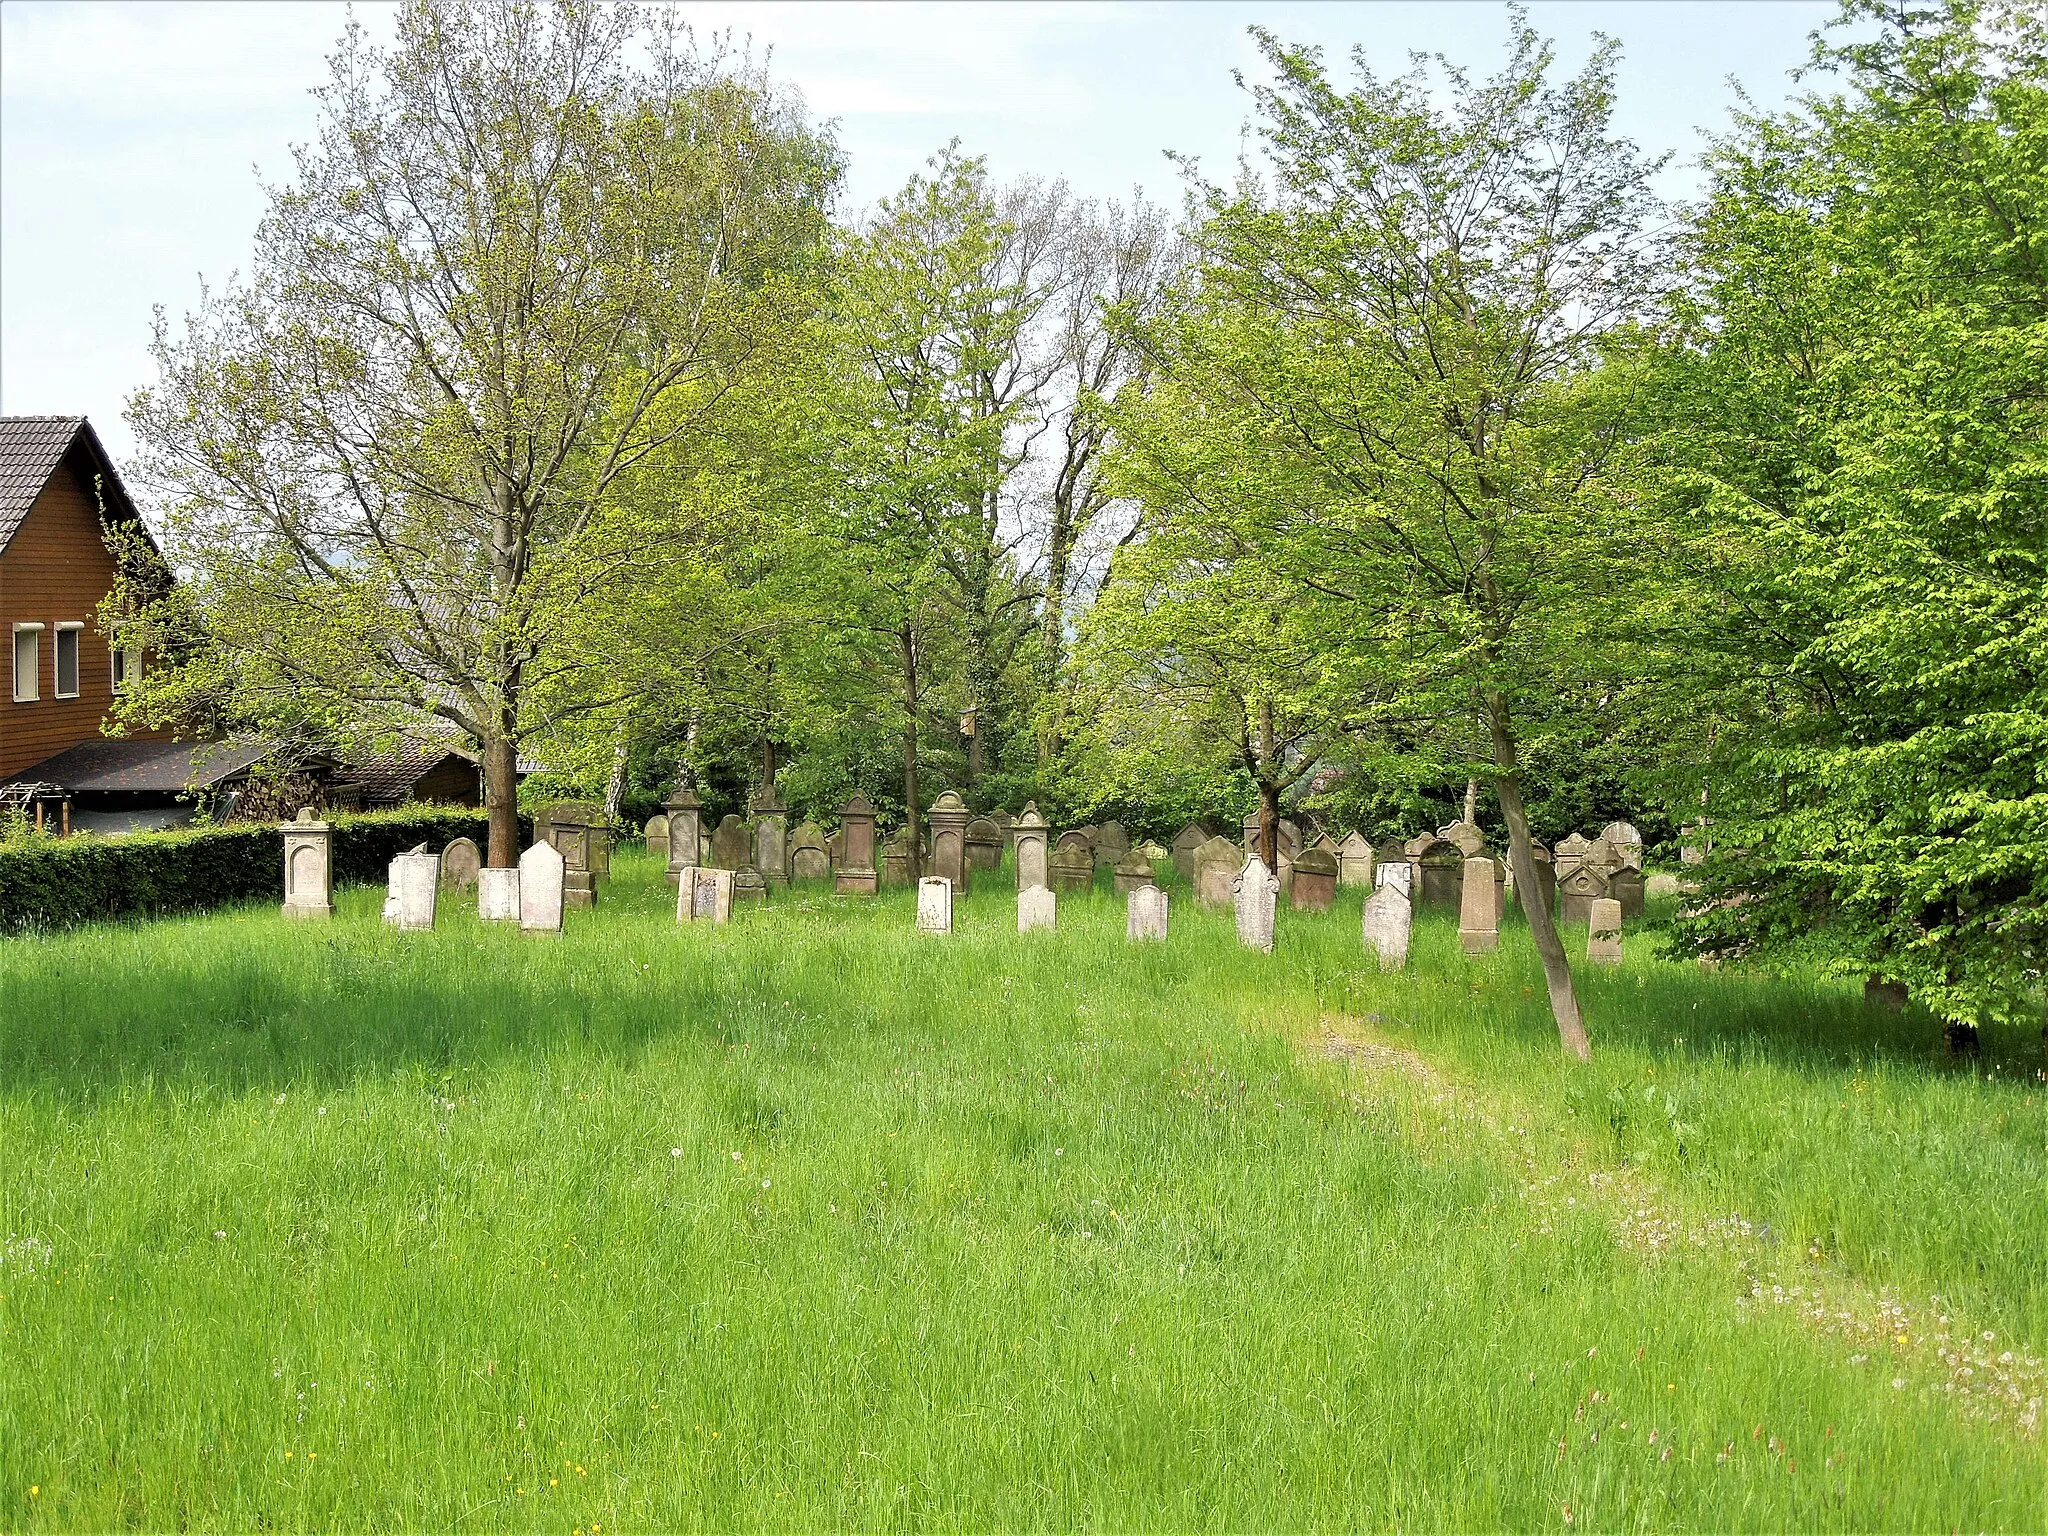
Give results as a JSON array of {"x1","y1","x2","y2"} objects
[
  {"x1": 965, "y1": 705, "x2": 983, "y2": 791},
  {"x1": 1257, "y1": 699, "x2": 1279, "y2": 869},
  {"x1": 900, "y1": 623, "x2": 922, "y2": 880},
  {"x1": 1487, "y1": 693, "x2": 1591, "y2": 1061},
  {"x1": 602, "y1": 720, "x2": 630, "y2": 828},
  {"x1": 1464, "y1": 777, "x2": 1479, "y2": 825},
  {"x1": 485, "y1": 732, "x2": 520, "y2": 869}
]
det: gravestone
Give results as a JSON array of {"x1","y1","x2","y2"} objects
[
  {"x1": 1170, "y1": 823, "x2": 1212, "y2": 882},
  {"x1": 1609, "y1": 866, "x2": 1646, "y2": 921},
  {"x1": 678, "y1": 865, "x2": 733, "y2": 925},
  {"x1": 1242, "y1": 814, "x2": 1303, "y2": 860},
  {"x1": 1439, "y1": 819, "x2": 1487, "y2": 858},
  {"x1": 1515, "y1": 841, "x2": 1555, "y2": 919},
  {"x1": 1556, "y1": 863, "x2": 1611, "y2": 926},
  {"x1": 991, "y1": 808, "x2": 1016, "y2": 850},
  {"x1": 1553, "y1": 832, "x2": 1596, "y2": 882},
  {"x1": 751, "y1": 787, "x2": 790, "y2": 890},
  {"x1": 1458, "y1": 855, "x2": 1499, "y2": 954},
  {"x1": 1306, "y1": 830, "x2": 1339, "y2": 860},
  {"x1": 280, "y1": 808, "x2": 334, "y2": 920},
  {"x1": 1232, "y1": 856, "x2": 1280, "y2": 953},
  {"x1": 881, "y1": 827, "x2": 914, "y2": 887},
  {"x1": 1586, "y1": 898, "x2": 1623, "y2": 965},
  {"x1": 916, "y1": 876, "x2": 953, "y2": 934},
  {"x1": 542, "y1": 803, "x2": 601, "y2": 907},
  {"x1": 1018, "y1": 884, "x2": 1056, "y2": 934},
  {"x1": 732, "y1": 866, "x2": 768, "y2": 903},
  {"x1": 1137, "y1": 839, "x2": 1170, "y2": 878},
  {"x1": 518, "y1": 839, "x2": 565, "y2": 936},
  {"x1": 479, "y1": 865, "x2": 520, "y2": 922},
  {"x1": 1275, "y1": 851, "x2": 1295, "y2": 903},
  {"x1": 1093, "y1": 820, "x2": 1130, "y2": 873},
  {"x1": 1337, "y1": 831, "x2": 1374, "y2": 888},
  {"x1": 1362, "y1": 883, "x2": 1412, "y2": 971},
  {"x1": 1193, "y1": 836, "x2": 1240, "y2": 908},
  {"x1": 1290, "y1": 847, "x2": 1339, "y2": 911},
  {"x1": 1013, "y1": 802, "x2": 1050, "y2": 891},
  {"x1": 1416, "y1": 838, "x2": 1465, "y2": 910},
  {"x1": 929, "y1": 791, "x2": 971, "y2": 891},
  {"x1": 965, "y1": 816, "x2": 1003, "y2": 874},
  {"x1": 711, "y1": 814, "x2": 750, "y2": 871},
  {"x1": 1374, "y1": 858, "x2": 1414, "y2": 898},
  {"x1": 663, "y1": 787, "x2": 703, "y2": 887},
  {"x1": 837, "y1": 794, "x2": 880, "y2": 895},
  {"x1": 1127, "y1": 884, "x2": 1169, "y2": 942},
  {"x1": 1112, "y1": 850, "x2": 1155, "y2": 897},
  {"x1": 827, "y1": 828, "x2": 845, "y2": 867},
  {"x1": 644, "y1": 814, "x2": 670, "y2": 865},
  {"x1": 1646, "y1": 871, "x2": 1682, "y2": 900},
  {"x1": 440, "y1": 836, "x2": 482, "y2": 895},
  {"x1": 1599, "y1": 822, "x2": 1645, "y2": 870},
  {"x1": 1048, "y1": 840, "x2": 1094, "y2": 894},
  {"x1": 384, "y1": 844, "x2": 438, "y2": 931},
  {"x1": 790, "y1": 822, "x2": 831, "y2": 882}
]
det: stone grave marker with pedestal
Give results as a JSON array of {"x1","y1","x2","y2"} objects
[{"x1": 280, "y1": 809, "x2": 335, "y2": 919}]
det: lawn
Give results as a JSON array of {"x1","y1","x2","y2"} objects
[{"x1": 3, "y1": 849, "x2": 2043, "y2": 1530}]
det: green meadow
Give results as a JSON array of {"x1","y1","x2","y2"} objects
[{"x1": 2, "y1": 850, "x2": 2043, "y2": 1530}]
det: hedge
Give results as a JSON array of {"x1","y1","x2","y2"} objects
[{"x1": 0, "y1": 808, "x2": 531, "y2": 933}]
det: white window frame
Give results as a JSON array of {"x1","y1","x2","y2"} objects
[
  {"x1": 12, "y1": 624, "x2": 44, "y2": 703},
  {"x1": 54, "y1": 622, "x2": 84, "y2": 700}
]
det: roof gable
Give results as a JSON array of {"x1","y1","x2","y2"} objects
[{"x1": 0, "y1": 416, "x2": 152, "y2": 559}]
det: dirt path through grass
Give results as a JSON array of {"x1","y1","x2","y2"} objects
[{"x1": 1306, "y1": 1013, "x2": 2046, "y2": 1441}]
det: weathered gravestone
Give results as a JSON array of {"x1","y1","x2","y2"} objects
[
  {"x1": 1093, "y1": 820, "x2": 1130, "y2": 873},
  {"x1": 440, "y1": 836, "x2": 482, "y2": 895},
  {"x1": 1137, "y1": 840, "x2": 1170, "y2": 880},
  {"x1": 1013, "y1": 803, "x2": 1050, "y2": 891},
  {"x1": 965, "y1": 816, "x2": 1003, "y2": 874},
  {"x1": 1599, "y1": 822, "x2": 1645, "y2": 870},
  {"x1": 711, "y1": 814, "x2": 750, "y2": 871},
  {"x1": 1017, "y1": 884, "x2": 1056, "y2": 934},
  {"x1": 790, "y1": 822, "x2": 831, "y2": 882},
  {"x1": 1170, "y1": 823, "x2": 1212, "y2": 883},
  {"x1": 1552, "y1": 832, "x2": 1596, "y2": 883},
  {"x1": 1127, "y1": 884, "x2": 1169, "y2": 942},
  {"x1": 1290, "y1": 847, "x2": 1338, "y2": 911},
  {"x1": 1193, "y1": 835, "x2": 1240, "y2": 908},
  {"x1": 881, "y1": 827, "x2": 914, "y2": 887},
  {"x1": 991, "y1": 809, "x2": 1016, "y2": 850},
  {"x1": 916, "y1": 876, "x2": 953, "y2": 934},
  {"x1": 518, "y1": 839, "x2": 565, "y2": 936},
  {"x1": 929, "y1": 791, "x2": 971, "y2": 891},
  {"x1": 1337, "y1": 831, "x2": 1374, "y2": 888},
  {"x1": 384, "y1": 844, "x2": 438, "y2": 930},
  {"x1": 1458, "y1": 855, "x2": 1499, "y2": 955},
  {"x1": 1362, "y1": 882, "x2": 1412, "y2": 970},
  {"x1": 280, "y1": 808, "x2": 334, "y2": 920},
  {"x1": 837, "y1": 794, "x2": 879, "y2": 896},
  {"x1": 1439, "y1": 819, "x2": 1487, "y2": 858},
  {"x1": 644, "y1": 814, "x2": 670, "y2": 866},
  {"x1": 677, "y1": 865, "x2": 733, "y2": 924},
  {"x1": 542, "y1": 802, "x2": 601, "y2": 907},
  {"x1": 1112, "y1": 850, "x2": 1155, "y2": 897},
  {"x1": 662, "y1": 786, "x2": 703, "y2": 887},
  {"x1": 479, "y1": 865, "x2": 520, "y2": 922},
  {"x1": 1586, "y1": 898, "x2": 1623, "y2": 965},
  {"x1": 1646, "y1": 871, "x2": 1682, "y2": 900},
  {"x1": 1374, "y1": 857, "x2": 1414, "y2": 898},
  {"x1": 1233, "y1": 856, "x2": 1280, "y2": 953},
  {"x1": 1415, "y1": 837, "x2": 1465, "y2": 910},
  {"x1": 1049, "y1": 832, "x2": 1095, "y2": 893},
  {"x1": 1609, "y1": 865, "x2": 1646, "y2": 921},
  {"x1": 751, "y1": 787, "x2": 790, "y2": 890},
  {"x1": 1556, "y1": 862, "x2": 1611, "y2": 926},
  {"x1": 732, "y1": 866, "x2": 768, "y2": 903}
]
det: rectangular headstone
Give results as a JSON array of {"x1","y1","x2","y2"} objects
[
  {"x1": 384, "y1": 846, "x2": 438, "y2": 931},
  {"x1": 1127, "y1": 884, "x2": 1169, "y2": 942},
  {"x1": 1458, "y1": 855, "x2": 1499, "y2": 954},
  {"x1": 1018, "y1": 884, "x2": 1056, "y2": 934},
  {"x1": 679, "y1": 865, "x2": 733, "y2": 924},
  {"x1": 1362, "y1": 884, "x2": 1411, "y2": 970},
  {"x1": 1233, "y1": 857, "x2": 1278, "y2": 953},
  {"x1": 916, "y1": 876, "x2": 953, "y2": 934},
  {"x1": 1587, "y1": 897, "x2": 1623, "y2": 965},
  {"x1": 1375, "y1": 859, "x2": 1414, "y2": 897},
  {"x1": 479, "y1": 866, "x2": 520, "y2": 922},
  {"x1": 519, "y1": 840, "x2": 566, "y2": 935},
  {"x1": 1337, "y1": 832, "x2": 1374, "y2": 888}
]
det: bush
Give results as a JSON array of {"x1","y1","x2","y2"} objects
[{"x1": 0, "y1": 807, "x2": 525, "y2": 932}]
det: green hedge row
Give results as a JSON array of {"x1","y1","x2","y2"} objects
[{"x1": 0, "y1": 808, "x2": 529, "y2": 933}]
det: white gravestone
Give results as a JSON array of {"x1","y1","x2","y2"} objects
[
  {"x1": 1232, "y1": 856, "x2": 1279, "y2": 953},
  {"x1": 1017, "y1": 884, "x2": 1056, "y2": 934},
  {"x1": 679, "y1": 865, "x2": 734, "y2": 924},
  {"x1": 1587, "y1": 898, "x2": 1623, "y2": 965},
  {"x1": 519, "y1": 839, "x2": 566, "y2": 936},
  {"x1": 916, "y1": 876, "x2": 953, "y2": 934},
  {"x1": 383, "y1": 844, "x2": 438, "y2": 931},
  {"x1": 1363, "y1": 884, "x2": 1412, "y2": 971},
  {"x1": 280, "y1": 809, "x2": 334, "y2": 920},
  {"x1": 1374, "y1": 859, "x2": 1414, "y2": 898},
  {"x1": 1127, "y1": 884, "x2": 1169, "y2": 942},
  {"x1": 1458, "y1": 855, "x2": 1500, "y2": 955},
  {"x1": 479, "y1": 867, "x2": 521, "y2": 922}
]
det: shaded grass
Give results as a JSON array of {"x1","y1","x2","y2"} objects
[{"x1": 1, "y1": 852, "x2": 2043, "y2": 1530}]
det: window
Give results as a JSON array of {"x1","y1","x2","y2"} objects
[
  {"x1": 111, "y1": 645, "x2": 143, "y2": 690},
  {"x1": 55, "y1": 624, "x2": 83, "y2": 699},
  {"x1": 12, "y1": 624, "x2": 43, "y2": 702}
]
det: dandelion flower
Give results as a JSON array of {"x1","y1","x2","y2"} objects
[
  {"x1": 670, "y1": 1148, "x2": 683, "y2": 1158},
  {"x1": 214, "y1": 1230, "x2": 227, "y2": 1240},
  {"x1": 730, "y1": 1151, "x2": 742, "y2": 1161},
  {"x1": 761, "y1": 1179, "x2": 771, "y2": 1190}
]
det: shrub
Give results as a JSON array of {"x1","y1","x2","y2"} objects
[{"x1": 0, "y1": 807, "x2": 525, "y2": 932}]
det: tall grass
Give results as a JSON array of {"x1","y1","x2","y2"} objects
[{"x1": 2, "y1": 852, "x2": 2042, "y2": 1530}]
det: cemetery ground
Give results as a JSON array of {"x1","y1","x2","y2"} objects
[{"x1": 2, "y1": 851, "x2": 2044, "y2": 1531}]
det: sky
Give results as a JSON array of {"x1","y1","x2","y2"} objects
[{"x1": 0, "y1": 1, "x2": 1837, "y2": 468}]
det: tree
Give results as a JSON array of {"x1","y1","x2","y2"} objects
[
  {"x1": 1108, "y1": 20, "x2": 1672, "y2": 1058},
  {"x1": 1654, "y1": 0, "x2": 2048, "y2": 1039},
  {"x1": 119, "y1": 0, "x2": 837, "y2": 865}
]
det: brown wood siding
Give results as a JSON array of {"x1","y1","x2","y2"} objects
[
  {"x1": 411, "y1": 757, "x2": 482, "y2": 807},
  {"x1": 0, "y1": 449, "x2": 161, "y2": 780}
]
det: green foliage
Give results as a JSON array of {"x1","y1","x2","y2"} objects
[
  {"x1": 0, "y1": 808, "x2": 513, "y2": 933},
  {"x1": 1657, "y1": 0, "x2": 2048, "y2": 1026}
]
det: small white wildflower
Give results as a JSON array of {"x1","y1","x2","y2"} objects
[
  {"x1": 274, "y1": 1093, "x2": 286, "y2": 1105},
  {"x1": 730, "y1": 1151, "x2": 742, "y2": 1161},
  {"x1": 1892, "y1": 1377, "x2": 1907, "y2": 1390},
  {"x1": 670, "y1": 1148, "x2": 683, "y2": 1159},
  {"x1": 317, "y1": 1107, "x2": 327, "y2": 1117},
  {"x1": 761, "y1": 1179, "x2": 771, "y2": 1190},
  {"x1": 214, "y1": 1229, "x2": 228, "y2": 1240},
  {"x1": 1054, "y1": 1148, "x2": 1064, "y2": 1157}
]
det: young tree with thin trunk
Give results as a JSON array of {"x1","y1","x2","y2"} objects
[{"x1": 120, "y1": 0, "x2": 836, "y2": 867}]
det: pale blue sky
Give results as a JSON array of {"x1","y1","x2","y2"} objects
[{"x1": 1, "y1": 1, "x2": 1836, "y2": 466}]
